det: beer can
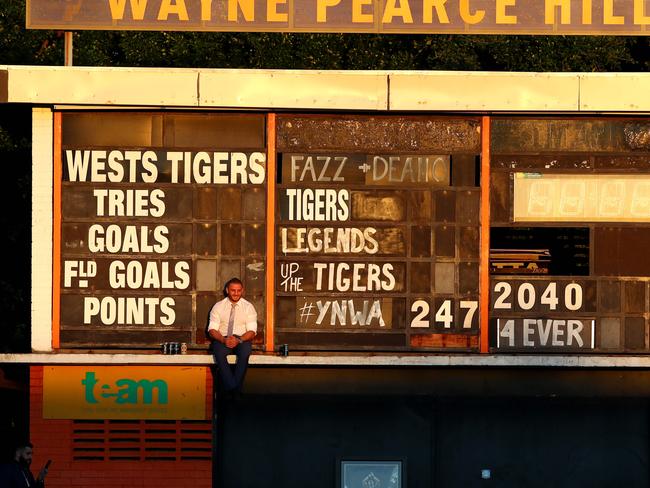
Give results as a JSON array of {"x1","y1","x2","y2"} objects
[{"x1": 181, "y1": 343, "x2": 188, "y2": 354}]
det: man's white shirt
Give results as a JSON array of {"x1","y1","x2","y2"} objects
[{"x1": 207, "y1": 297, "x2": 257, "y2": 337}]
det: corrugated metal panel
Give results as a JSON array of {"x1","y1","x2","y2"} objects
[
  {"x1": 389, "y1": 71, "x2": 580, "y2": 112},
  {"x1": 72, "y1": 420, "x2": 212, "y2": 462}
]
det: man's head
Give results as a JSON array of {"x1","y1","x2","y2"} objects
[
  {"x1": 224, "y1": 278, "x2": 244, "y2": 303},
  {"x1": 14, "y1": 442, "x2": 33, "y2": 466}
]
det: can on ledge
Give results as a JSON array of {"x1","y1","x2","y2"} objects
[{"x1": 161, "y1": 342, "x2": 183, "y2": 354}]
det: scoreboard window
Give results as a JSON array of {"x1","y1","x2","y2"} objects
[
  {"x1": 490, "y1": 117, "x2": 650, "y2": 353},
  {"x1": 274, "y1": 115, "x2": 482, "y2": 351},
  {"x1": 59, "y1": 112, "x2": 267, "y2": 349}
]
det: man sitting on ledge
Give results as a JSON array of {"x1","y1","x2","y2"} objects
[{"x1": 208, "y1": 277, "x2": 257, "y2": 398}]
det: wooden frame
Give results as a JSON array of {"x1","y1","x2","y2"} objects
[
  {"x1": 337, "y1": 458, "x2": 405, "y2": 488},
  {"x1": 265, "y1": 113, "x2": 277, "y2": 353},
  {"x1": 52, "y1": 111, "x2": 62, "y2": 349},
  {"x1": 480, "y1": 116, "x2": 491, "y2": 354}
]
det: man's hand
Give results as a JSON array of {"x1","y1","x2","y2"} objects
[
  {"x1": 37, "y1": 469, "x2": 46, "y2": 483},
  {"x1": 37, "y1": 460, "x2": 51, "y2": 482},
  {"x1": 225, "y1": 336, "x2": 240, "y2": 348}
]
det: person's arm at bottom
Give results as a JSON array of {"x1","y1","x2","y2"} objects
[
  {"x1": 209, "y1": 329, "x2": 226, "y2": 344},
  {"x1": 36, "y1": 460, "x2": 50, "y2": 487}
]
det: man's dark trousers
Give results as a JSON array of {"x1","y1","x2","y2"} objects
[{"x1": 212, "y1": 340, "x2": 252, "y2": 392}]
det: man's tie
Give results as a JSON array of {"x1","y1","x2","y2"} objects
[{"x1": 227, "y1": 303, "x2": 236, "y2": 337}]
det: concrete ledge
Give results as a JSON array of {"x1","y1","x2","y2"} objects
[{"x1": 3, "y1": 353, "x2": 650, "y2": 368}]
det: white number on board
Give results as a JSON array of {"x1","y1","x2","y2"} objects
[
  {"x1": 493, "y1": 281, "x2": 584, "y2": 311},
  {"x1": 409, "y1": 300, "x2": 479, "y2": 329}
]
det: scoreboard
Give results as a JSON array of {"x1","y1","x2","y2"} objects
[{"x1": 55, "y1": 113, "x2": 650, "y2": 354}]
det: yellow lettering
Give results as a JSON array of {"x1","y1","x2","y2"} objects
[
  {"x1": 603, "y1": 0, "x2": 624, "y2": 24},
  {"x1": 423, "y1": 0, "x2": 449, "y2": 23},
  {"x1": 634, "y1": 0, "x2": 650, "y2": 24},
  {"x1": 228, "y1": 0, "x2": 254, "y2": 21},
  {"x1": 382, "y1": 0, "x2": 413, "y2": 23},
  {"x1": 496, "y1": 0, "x2": 517, "y2": 24},
  {"x1": 582, "y1": 0, "x2": 592, "y2": 24},
  {"x1": 545, "y1": 0, "x2": 570, "y2": 24},
  {"x1": 267, "y1": 0, "x2": 288, "y2": 21},
  {"x1": 353, "y1": 0, "x2": 374, "y2": 23},
  {"x1": 459, "y1": 0, "x2": 485, "y2": 24},
  {"x1": 108, "y1": 0, "x2": 148, "y2": 20},
  {"x1": 200, "y1": 0, "x2": 211, "y2": 21},
  {"x1": 317, "y1": 0, "x2": 341, "y2": 22},
  {"x1": 157, "y1": 0, "x2": 188, "y2": 20}
]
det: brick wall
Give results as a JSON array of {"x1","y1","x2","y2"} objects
[{"x1": 30, "y1": 366, "x2": 213, "y2": 488}]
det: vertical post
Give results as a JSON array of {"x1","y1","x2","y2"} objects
[
  {"x1": 480, "y1": 116, "x2": 491, "y2": 354},
  {"x1": 265, "y1": 114, "x2": 276, "y2": 353},
  {"x1": 52, "y1": 112, "x2": 62, "y2": 349},
  {"x1": 32, "y1": 108, "x2": 55, "y2": 352},
  {"x1": 64, "y1": 32, "x2": 73, "y2": 66}
]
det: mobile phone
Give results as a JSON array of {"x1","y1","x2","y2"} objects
[{"x1": 36, "y1": 459, "x2": 51, "y2": 483}]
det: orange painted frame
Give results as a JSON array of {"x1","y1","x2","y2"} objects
[
  {"x1": 52, "y1": 112, "x2": 62, "y2": 349},
  {"x1": 265, "y1": 113, "x2": 276, "y2": 353},
  {"x1": 480, "y1": 116, "x2": 491, "y2": 354}
]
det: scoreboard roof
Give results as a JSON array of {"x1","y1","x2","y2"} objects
[{"x1": 2, "y1": 66, "x2": 650, "y2": 113}]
